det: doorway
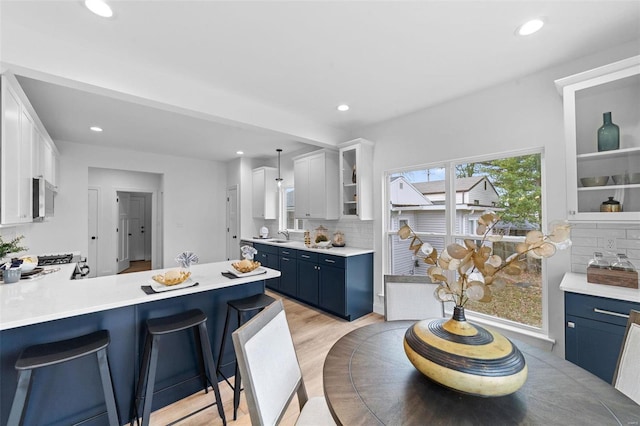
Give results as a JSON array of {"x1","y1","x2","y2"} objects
[
  {"x1": 116, "y1": 191, "x2": 153, "y2": 274},
  {"x1": 88, "y1": 167, "x2": 162, "y2": 277},
  {"x1": 226, "y1": 185, "x2": 239, "y2": 260}
]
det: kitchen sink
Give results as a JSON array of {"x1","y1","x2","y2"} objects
[{"x1": 268, "y1": 239, "x2": 292, "y2": 243}]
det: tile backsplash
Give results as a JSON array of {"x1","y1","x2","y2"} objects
[
  {"x1": 570, "y1": 222, "x2": 640, "y2": 273},
  {"x1": 261, "y1": 219, "x2": 374, "y2": 249}
]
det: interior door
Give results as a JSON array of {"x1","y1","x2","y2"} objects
[
  {"x1": 88, "y1": 188, "x2": 98, "y2": 278},
  {"x1": 116, "y1": 192, "x2": 130, "y2": 273},
  {"x1": 129, "y1": 195, "x2": 145, "y2": 261},
  {"x1": 226, "y1": 186, "x2": 239, "y2": 260}
]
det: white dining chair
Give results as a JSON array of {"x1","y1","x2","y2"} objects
[
  {"x1": 232, "y1": 299, "x2": 336, "y2": 426},
  {"x1": 613, "y1": 310, "x2": 640, "y2": 405},
  {"x1": 384, "y1": 274, "x2": 444, "y2": 321}
]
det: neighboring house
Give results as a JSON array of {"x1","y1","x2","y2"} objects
[
  {"x1": 389, "y1": 175, "x2": 500, "y2": 275},
  {"x1": 390, "y1": 175, "x2": 499, "y2": 232}
]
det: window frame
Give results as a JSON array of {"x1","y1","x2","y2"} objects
[
  {"x1": 383, "y1": 147, "x2": 549, "y2": 337},
  {"x1": 280, "y1": 185, "x2": 303, "y2": 232}
]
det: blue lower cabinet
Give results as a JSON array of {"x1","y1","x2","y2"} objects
[
  {"x1": 565, "y1": 292, "x2": 640, "y2": 383},
  {"x1": 297, "y1": 259, "x2": 319, "y2": 306},
  {"x1": 279, "y1": 247, "x2": 298, "y2": 297},
  {"x1": 318, "y1": 262, "x2": 345, "y2": 316},
  {"x1": 255, "y1": 243, "x2": 280, "y2": 291},
  {"x1": 296, "y1": 251, "x2": 372, "y2": 321}
]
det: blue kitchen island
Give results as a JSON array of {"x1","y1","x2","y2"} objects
[{"x1": 0, "y1": 262, "x2": 280, "y2": 425}]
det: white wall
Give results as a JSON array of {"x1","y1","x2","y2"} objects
[
  {"x1": 355, "y1": 41, "x2": 640, "y2": 357},
  {"x1": 13, "y1": 140, "x2": 228, "y2": 270}
]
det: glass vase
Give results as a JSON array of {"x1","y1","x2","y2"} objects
[{"x1": 597, "y1": 112, "x2": 620, "y2": 152}]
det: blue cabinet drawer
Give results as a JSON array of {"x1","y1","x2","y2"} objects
[
  {"x1": 565, "y1": 292, "x2": 640, "y2": 327},
  {"x1": 319, "y1": 254, "x2": 345, "y2": 269},
  {"x1": 297, "y1": 251, "x2": 318, "y2": 262},
  {"x1": 254, "y1": 243, "x2": 278, "y2": 255},
  {"x1": 279, "y1": 247, "x2": 297, "y2": 258}
]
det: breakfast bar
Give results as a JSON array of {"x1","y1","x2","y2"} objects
[{"x1": 0, "y1": 261, "x2": 280, "y2": 425}]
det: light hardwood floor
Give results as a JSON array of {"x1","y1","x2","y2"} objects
[
  {"x1": 119, "y1": 260, "x2": 152, "y2": 274},
  {"x1": 143, "y1": 290, "x2": 384, "y2": 425}
]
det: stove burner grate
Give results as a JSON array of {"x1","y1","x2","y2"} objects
[{"x1": 37, "y1": 254, "x2": 74, "y2": 266}]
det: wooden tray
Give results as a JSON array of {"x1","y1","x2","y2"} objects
[{"x1": 587, "y1": 266, "x2": 638, "y2": 289}]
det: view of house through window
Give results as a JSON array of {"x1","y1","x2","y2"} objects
[
  {"x1": 283, "y1": 187, "x2": 303, "y2": 231},
  {"x1": 387, "y1": 152, "x2": 543, "y2": 328}
]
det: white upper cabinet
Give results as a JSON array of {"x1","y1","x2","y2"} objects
[
  {"x1": 339, "y1": 138, "x2": 374, "y2": 220},
  {"x1": 1, "y1": 75, "x2": 33, "y2": 224},
  {"x1": 33, "y1": 127, "x2": 58, "y2": 186},
  {"x1": 293, "y1": 149, "x2": 339, "y2": 219},
  {"x1": 1, "y1": 72, "x2": 58, "y2": 225},
  {"x1": 555, "y1": 56, "x2": 640, "y2": 222},
  {"x1": 252, "y1": 167, "x2": 278, "y2": 219}
]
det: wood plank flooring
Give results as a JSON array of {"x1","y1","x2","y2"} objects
[
  {"x1": 143, "y1": 290, "x2": 384, "y2": 425},
  {"x1": 119, "y1": 260, "x2": 152, "y2": 274}
]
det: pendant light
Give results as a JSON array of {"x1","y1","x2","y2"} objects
[{"x1": 275, "y1": 149, "x2": 283, "y2": 187}]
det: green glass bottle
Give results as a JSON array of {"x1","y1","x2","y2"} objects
[{"x1": 597, "y1": 112, "x2": 620, "y2": 152}]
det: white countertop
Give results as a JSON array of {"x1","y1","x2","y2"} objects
[
  {"x1": 243, "y1": 238, "x2": 374, "y2": 257},
  {"x1": 0, "y1": 261, "x2": 280, "y2": 331},
  {"x1": 560, "y1": 272, "x2": 640, "y2": 304}
]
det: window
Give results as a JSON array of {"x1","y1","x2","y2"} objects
[
  {"x1": 281, "y1": 187, "x2": 303, "y2": 231},
  {"x1": 386, "y1": 150, "x2": 544, "y2": 331}
]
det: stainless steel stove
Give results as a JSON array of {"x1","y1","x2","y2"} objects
[
  {"x1": 37, "y1": 253, "x2": 90, "y2": 278},
  {"x1": 37, "y1": 253, "x2": 75, "y2": 266}
]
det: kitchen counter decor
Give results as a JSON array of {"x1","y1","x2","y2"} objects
[
  {"x1": 313, "y1": 225, "x2": 329, "y2": 247},
  {"x1": 231, "y1": 259, "x2": 261, "y2": 273},
  {"x1": 152, "y1": 268, "x2": 191, "y2": 286},
  {"x1": 175, "y1": 251, "x2": 199, "y2": 269},
  {"x1": 0, "y1": 234, "x2": 27, "y2": 264},
  {"x1": 398, "y1": 213, "x2": 571, "y2": 397}
]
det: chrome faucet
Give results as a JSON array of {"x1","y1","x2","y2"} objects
[{"x1": 278, "y1": 230, "x2": 290, "y2": 240}]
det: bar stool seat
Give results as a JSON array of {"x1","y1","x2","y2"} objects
[
  {"x1": 8, "y1": 330, "x2": 119, "y2": 426},
  {"x1": 132, "y1": 308, "x2": 226, "y2": 426},
  {"x1": 217, "y1": 293, "x2": 276, "y2": 419}
]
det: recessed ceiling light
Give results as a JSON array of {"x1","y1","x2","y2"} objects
[
  {"x1": 516, "y1": 18, "x2": 545, "y2": 36},
  {"x1": 236, "y1": 151, "x2": 244, "y2": 155},
  {"x1": 85, "y1": 0, "x2": 113, "y2": 18},
  {"x1": 90, "y1": 126, "x2": 103, "y2": 132},
  {"x1": 337, "y1": 104, "x2": 350, "y2": 112}
]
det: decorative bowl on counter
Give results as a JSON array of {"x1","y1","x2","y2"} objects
[
  {"x1": 231, "y1": 259, "x2": 261, "y2": 273},
  {"x1": 19, "y1": 256, "x2": 38, "y2": 272},
  {"x1": 152, "y1": 269, "x2": 191, "y2": 286},
  {"x1": 315, "y1": 241, "x2": 332, "y2": 249},
  {"x1": 580, "y1": 176, "x2": 609, "y2": 187}
]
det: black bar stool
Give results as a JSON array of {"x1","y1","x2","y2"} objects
[
  {"x1": 8, "y1": 329, "x2": 119, "y2": 426},
  {"x1": 132, "y1": 308, "x2": 226, "y2": 426},
  {"x1": 217, "y1": 293, "x2": 275, "y2": 419}
]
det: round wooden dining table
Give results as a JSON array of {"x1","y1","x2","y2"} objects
[{"x1": 323, "y1": 321, "x2": 640, "y2": 425}]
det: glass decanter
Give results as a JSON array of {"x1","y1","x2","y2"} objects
[
  {"x1": 587, "y1": 252, "x2": 609, "y2": 269},
  {"x1": 611, "y1": 254, "x2": 636, "y2": 272}
]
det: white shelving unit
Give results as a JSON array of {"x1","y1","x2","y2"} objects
[
  {"x1": 555, "y1": 55, "x2": 640, "y2": 222},
  {"x1": 339, "y1": 138, "x2": 374, "y2": 220}
]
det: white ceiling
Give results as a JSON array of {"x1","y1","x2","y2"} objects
[{"x1": 1, "y1": 1, "x2": 639, "y2": 162}]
